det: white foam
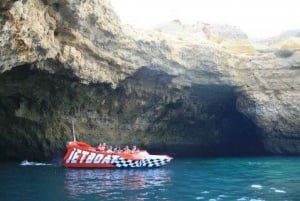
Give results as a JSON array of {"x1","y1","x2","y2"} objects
[
  {"x1": 201, "y1": 191, "x2": 210, "y2": 194},
  {"x1": 237, "y1": 197, "x2": 247, "y2": 201},
  {"x1": 270, "y1": 188, "x2": 286, "y2": 194},
  {"x1": 274, "y1": 189, "x2": 286, "y2": 193},
  {"x1": 195, "y1": 196, "x2": 204, "y2": 200},
  {"x1": 251, "y1": 184, "x2": 263, "y2": 189},
  {"x1": 20, "y1": 160, "x2": 52, "y2": 166}
]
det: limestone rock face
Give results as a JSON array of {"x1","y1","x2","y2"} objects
[
  {"x1": 202, "y1": 23, "x2": 255, "y2": 54},
  {"x1": 236, "y1": 50, "x2": 300, "y2": 154},
  {"x1": 0, "y1": 0, "x2": 299, "y2": 159},
  {"x1": 0, "y1": 0, "x2": 137, "y2": 86}
]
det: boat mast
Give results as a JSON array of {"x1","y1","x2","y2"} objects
[{"x1": 72, "y1": 119, "x2": 77, "y2": 142}]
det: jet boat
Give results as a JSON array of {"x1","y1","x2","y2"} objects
[
  {"x1": 63, "y1": 141, "x2": 173, "y2": 168},
  {"x1": 63, "y1": 121, "x2": 172, "y2": 168}
]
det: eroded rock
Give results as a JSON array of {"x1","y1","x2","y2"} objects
[{"x1": 0, "y1": 0, "x2": 299, "y2": 159}]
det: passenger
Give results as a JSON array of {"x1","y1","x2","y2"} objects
[
  {"x1": 123, "y1": 145, "x2": 131, "y2": 153},
  {"x1": 96, "y1": 143, "x2": 102, "y2": 151},
  {"x1": 116, "y1": 147, "x2": 122, "y2": 153},
  {"x1": 131, "y1": 145, "x2": 137, "y2": 153},
  {"x1": 106, "y1": 146, "x2": 113, "y2": 153},
  {"x1": 100, "y1": 142, "x2": 106, "y2": 152}
]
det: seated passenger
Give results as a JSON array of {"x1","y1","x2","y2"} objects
[
  {"x1": 115, "y1": 147, "x2": 122, "y2": 153},
  {"x1": 123, "y1": 145, "x2": 131, "y2": 153},
  {"x1": 131, "y1": 145, "x2": 138, "y2": 153},
  {"x1": 100, "y1": 142, "x2": 106, "y2": 152},
  {"x1": 96, "y1": 143, "x2": 102, "y2": 151},
  {"x1": 106, "y1": 146, "x2": 113, "y2": 153}
]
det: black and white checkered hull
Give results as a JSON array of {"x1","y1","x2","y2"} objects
[{"x1": 113, "y1": 155, "x2": 173, "y2": 168}]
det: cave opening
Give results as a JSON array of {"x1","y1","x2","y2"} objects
[
  {"x1": 122, "y1": 67, "x2": 267, "y2": 157},
  {"x1": 0, "y1": 65, "x2": 267, "y2": 161},
  {"x1": 182, "y1": 84, "x2": 266, "y2": 157}
]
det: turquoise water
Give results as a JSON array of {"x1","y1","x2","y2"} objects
[{"x1": 1, "y1": 157, "x2": 300, "y2": 201}]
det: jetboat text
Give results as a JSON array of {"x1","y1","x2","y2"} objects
[{"x1": 65, "y1": 148, "x2": 121, "y2": 164}]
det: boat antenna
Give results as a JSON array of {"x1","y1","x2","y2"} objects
[{"x1": 72, "y1": 119, "x2": 77, "y2": 142}]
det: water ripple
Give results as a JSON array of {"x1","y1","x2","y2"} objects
[
  {"x1": 2, "y1": 157, "x2": 300, "y2": 201},
  {"x1": 64, "y1": 168, "x2": 171, "y2": 199}
]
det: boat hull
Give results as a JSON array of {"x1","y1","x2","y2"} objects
[{"x1": 63, "y1": 141, "x2": 173, "y2": 168}]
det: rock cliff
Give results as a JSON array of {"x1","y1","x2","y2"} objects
[{"x1": 0, "y1": 0, "x2": 299, "y2": 160}]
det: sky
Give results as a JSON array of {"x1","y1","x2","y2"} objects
[{"x1": 110, "y1": 0, "x2": 300, "y2": 39}]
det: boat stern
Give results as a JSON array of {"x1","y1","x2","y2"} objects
[{"x1": 140, "y1": 154, "x2": 173, "y2": 168}]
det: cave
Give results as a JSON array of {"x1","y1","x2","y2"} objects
[
  {"x1": 125, "y1": 67, "x2": 266, "y2": 157},
  {"x1": 0, "y1": 65, "x2": 266, "y2": 161}
]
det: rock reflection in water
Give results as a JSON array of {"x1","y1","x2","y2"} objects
[{"x1": 64, "y1": 168, "x2": 171, "y2": 199}]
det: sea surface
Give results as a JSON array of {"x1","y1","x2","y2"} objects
[{"x1": 1, "y1": 157, "x2": 300, "y2": 201}]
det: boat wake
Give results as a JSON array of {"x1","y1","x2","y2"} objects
[{"x1": 20, "y1": 160, "x2": 53, "y2": 166}]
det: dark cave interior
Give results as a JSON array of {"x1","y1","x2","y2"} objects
[{"x1": 0, "y1": 65, "x2": 267, "y2": 160}]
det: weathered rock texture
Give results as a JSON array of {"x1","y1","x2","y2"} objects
[{"x1": 0, "y1": 0, "x2": 299, "y2": 160}]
